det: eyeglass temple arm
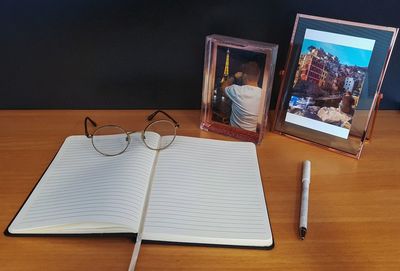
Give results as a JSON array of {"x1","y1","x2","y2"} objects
[
  {"x1": 147, "y1": 110, "x2": 180, "y2": 127},
  {"x1": 84, "y1": 117, "x2": 98, "y2": 138}
]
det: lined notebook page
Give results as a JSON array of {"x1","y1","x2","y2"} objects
[
  {"x1": 143, "y1": 136, "x2": 272, "y2": 247},
  {"x1": 9, "y1": 133, "x2": 159, "y2": 234}
]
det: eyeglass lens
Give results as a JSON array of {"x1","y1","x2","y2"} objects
[
  {"x1": 143, "y1": 120, "x2": 176, "y2": 150},
  {"x1": 92, "y1": 125, "x2": 130, "y2": 156}
]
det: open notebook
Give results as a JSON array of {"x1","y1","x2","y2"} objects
[{"x1": 7, "y1": 133, "x2": 273, "y2": 249}]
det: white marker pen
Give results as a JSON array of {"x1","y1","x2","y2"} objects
[{"x1": 299, "y1": 160, "x2": 311, "y2": 240}]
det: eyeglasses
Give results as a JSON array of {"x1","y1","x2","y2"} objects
[{"x1": 84, "y1": 110, "x2": 179, "y2": 156}]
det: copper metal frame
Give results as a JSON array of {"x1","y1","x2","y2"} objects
[{"x1": 273, "y1": 14, "x2": 398, "y2": 159}]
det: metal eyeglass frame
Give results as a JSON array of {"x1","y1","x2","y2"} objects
[{"x1": 84, "y1": 110, "x2": 180, "y2": 156}]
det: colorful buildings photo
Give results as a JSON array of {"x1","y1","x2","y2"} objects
[{"x1": 285, "y1": 29, "x2": 375, "y2": 139}]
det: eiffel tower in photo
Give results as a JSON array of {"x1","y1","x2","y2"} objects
[
  {"x1": 213, "y1": 48, "x2": 231, "y2": 124},
  {"x1": 220, "y1": 49, "x2": 230, "y2": 84}
]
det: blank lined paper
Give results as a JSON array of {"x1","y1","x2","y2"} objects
[
  {"x1": 9, "y1": 133, "x2": 272, "y2": 248},
  {"x1": 143, "y1": 136, "x2": 272, "y2": 247},
  {"x1": 9, "y1": 133, "x2": 159, "y2": 234}
]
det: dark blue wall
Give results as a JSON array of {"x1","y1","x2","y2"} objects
[{"x1": 1, "y1": 0, "x2": 399, "y2": 109}]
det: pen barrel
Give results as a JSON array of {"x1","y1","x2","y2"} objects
[
  {"x1": 302, "y1": 160, "x2": 311, "y2": 182},
  {"x1": 299, "y1": 160, "x2": 311, "y2": 238},
  {"x1": 300, "y1": 183, "x2": 309, "y2": 228}
]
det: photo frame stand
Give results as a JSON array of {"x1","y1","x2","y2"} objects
[
  {"x1": 200, "y1": 34, "x2": 278, "y2": 144},
  {"x1": 273, "y1": 14, "x2": 398, "y2": 158}
]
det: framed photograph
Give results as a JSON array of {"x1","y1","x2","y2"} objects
[
  {"x1": 273, "y1": 14, "x2": 398, "y2": 158},
  {"x1": 200, "y1": 34, "x2": 278, "y2": 144}
]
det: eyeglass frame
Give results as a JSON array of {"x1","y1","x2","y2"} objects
[{"x1": 84, "y1": 110, "x2": 180, "y2": 156}]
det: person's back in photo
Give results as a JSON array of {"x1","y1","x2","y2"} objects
[
  {"x1": 340, "y1": 91, "x2": 355, "y2": 115},
  {"x1": 222, "y1": 61, "x2": 262, "y2": 132}
]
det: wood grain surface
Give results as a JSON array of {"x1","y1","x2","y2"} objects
[{"x1": 1, "y1": 110, "x2": 399, "y2": 271}]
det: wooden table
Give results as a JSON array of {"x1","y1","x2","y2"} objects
[{"x1": 1, "y1": 110, "x2": 399, "y2": 270}]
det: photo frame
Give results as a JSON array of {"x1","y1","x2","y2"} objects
[
  {"x1": 200, "y1": 34, "x2": 278, "y2": 143},
  {"x1": 273, "y1": 14, "x2": 398, "y2": 158}
]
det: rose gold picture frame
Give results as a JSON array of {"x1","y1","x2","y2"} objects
[
  {"x1": 273, "y1": 14, "x2": 398, "y2": 159},
  {"x1": 200, "y1": 34, "x2": 278, "y2": 144}
]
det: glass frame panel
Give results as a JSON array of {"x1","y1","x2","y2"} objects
[
  {"x1": 200, "y1": 34, "x2": 278, "y2": 144},
  {"x1": 273, "y1": 14, "x2": 398, "y2": 159}
]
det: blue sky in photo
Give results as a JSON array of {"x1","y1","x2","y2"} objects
[{"x1": 301, "y1": 39, "x2": 373, "y2": 68}]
